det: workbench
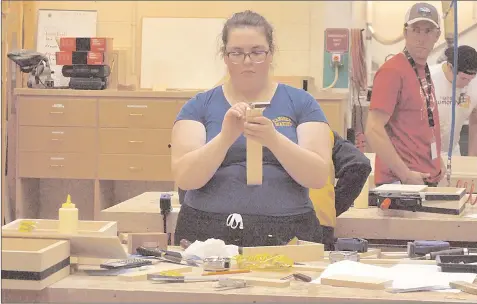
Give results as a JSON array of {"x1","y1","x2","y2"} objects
[
  {"x1": 336, "y1": 203, "x2": 477, "y2": 244},
  {"x1": 3, "y1": 261, "x2": 477, "y2": 303}
]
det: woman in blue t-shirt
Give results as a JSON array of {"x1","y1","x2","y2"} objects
[{"x1": 171, "y1": 10, "x2": 332, "y2": 247}]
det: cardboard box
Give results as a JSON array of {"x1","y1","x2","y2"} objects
[
  {"x1": 56, "y1": 51, "x2": 108, "y2": 65},
  {"x1": 59, "y1": 37, "x2": 113, "y2": 52},
  {"x1": 2, "y1": 238, "x2": 70, "y2": 290}
]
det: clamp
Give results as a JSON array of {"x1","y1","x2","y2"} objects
[
  {"x1": 407, "y1": 240, "x2": 450, "y2": 258},
  {"x1": 335, "y1": 238, "x2": 368, "y2": 253}
]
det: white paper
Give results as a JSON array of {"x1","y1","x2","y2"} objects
[{"x1": 312, "y1": 261, "x2": 477, "y2": 293}]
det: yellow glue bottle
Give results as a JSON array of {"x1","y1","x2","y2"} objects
[{"x1": 58, "y1": 194, "x2": 79, "y2": 234}]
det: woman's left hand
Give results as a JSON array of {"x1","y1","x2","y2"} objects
[{"x1": 243, "y1": 116, "x2": 279, "y2": 148}]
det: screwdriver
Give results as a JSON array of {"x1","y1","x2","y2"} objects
[{"x1": 412, "y1": 248, "x2": 470, "y2": 260}]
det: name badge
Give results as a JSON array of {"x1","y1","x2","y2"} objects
[{"x1": 431, "y1": 141, "x2": 437, "y2": 160}]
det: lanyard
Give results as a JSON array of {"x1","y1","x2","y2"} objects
[{"x1": 403, "y1": 49, "x2": 435, "y2": 128}]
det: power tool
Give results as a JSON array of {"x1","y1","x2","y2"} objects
[{"x1": 7, "y1": 50, "x2": 55, "y2": 88}]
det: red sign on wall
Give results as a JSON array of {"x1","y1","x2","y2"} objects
[{"x1": 325, "y1": 28, "x2": 350, "y2": 53}]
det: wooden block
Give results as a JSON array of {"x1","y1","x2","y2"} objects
[
  {"x1": 423, "y1": 187, "x2": 466, "y2": 201},
  {"x1": 118, "y1": 264, "x2": 193, "y2": 281},
  {"x1": 358, "y1": 249, "x2": 381, "y2": 259},
  {"x1": 240, "y1": 240, "x2": 324, "y2": 262},
  {"x1": 449, "y1": 281, "x2": 477, "y2": 295},
  {"x1": 2, "y1": 238, "x2": 70, "y2": 290},
  {"x1": 127, "y1": 233, "x2": 168, "y2": 254},
  {"x1": 321, "y1": 274, "x2": 392, "y2": 290},
  {"x1": 232, "y1": 276, "x2": 291, "y2": 288},
  {"x1": 246, "y1": 107, "x2": 265, "y2": 185}
]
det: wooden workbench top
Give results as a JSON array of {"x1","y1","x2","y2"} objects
[{"x1": 3, "y1": 265, "x2": 477, "y2": 303}]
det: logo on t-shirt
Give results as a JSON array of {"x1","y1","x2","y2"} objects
[
  {"x1": 457, "y1": 93, "x2": 470, "y2": 108},
  {"x1": 272, "y1": 116, "x2": 293, "y2": 127}
]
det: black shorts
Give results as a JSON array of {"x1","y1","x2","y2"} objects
[{"x1": 174, "y1": 204, "x2": 323, "y2": 247}]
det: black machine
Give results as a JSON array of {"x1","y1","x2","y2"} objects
[{"x1": 7, "y1": 50, "x2": 54, "y2": 88}]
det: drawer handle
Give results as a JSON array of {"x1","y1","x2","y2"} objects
[
  {"x1": 50, "y1": 164, "x2": 64, "y2": 168},
  {"x1": 51, "y1": 138, "x2": 63, "y2": 142},
  {"x1": 128, "y1": 166, "x2": 143, "y2": 171},
  {"x1": 50, "y1": 111, "x2": 64, "y2": 114},
  {"x1": 129, "y1": 113, "x2": 143, "y2": 117},
  {"x1": 128, "y1": 140, "x2": 144, "y2": 144}
]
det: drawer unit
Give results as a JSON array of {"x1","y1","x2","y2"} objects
[
  {"x1": 18, "y1": 152, "x2": 96, "y2": 179},
  {"x1": 18, "y1": 96, "x2": 97, "y2": 127},
  {"x1": 98, "y1": 99, "x2": 181, "y2": 128},
  {"x1": 98, "y1": 154, "x2": 172, "y2": 181},
  {"x1": 19, "y1": 126, "x2": 96, "y2": 153},
  {"x1": 99, "y1": 128, "x2": 171, "y2": 155}
]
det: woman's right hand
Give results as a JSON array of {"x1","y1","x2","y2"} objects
[{"x1": 221, "y1": 102, "x2": 250, "y2": 144}]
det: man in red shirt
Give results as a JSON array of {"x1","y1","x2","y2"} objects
[{"x1": 366, "y1": 2, "x2": 445, "y2": 186}]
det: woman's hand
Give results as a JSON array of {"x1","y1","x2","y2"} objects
[
  {"x1": 221, "y1": 102, "x2": 250, "y2": 145},
  {"x1": 244, "y1": 116, "x2": 279, "y2": 148}
]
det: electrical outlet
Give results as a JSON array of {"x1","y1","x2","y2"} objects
[{"x1": 331, "y1": 53, "x2": 342, "y2": 66}]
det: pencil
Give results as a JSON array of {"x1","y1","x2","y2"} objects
[{"x1": 202, "y1": 269, "x2": 250, "y2": 276}]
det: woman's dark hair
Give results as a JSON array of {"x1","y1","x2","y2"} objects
[
  {"x1": 220, "y1": 10, "x2": 275, "y2": 56},
  {"x1": 445, "y1": 45, "x2": 477, "y2": 74}
]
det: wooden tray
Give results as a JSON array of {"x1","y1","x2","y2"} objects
[
  {"x1": 2, "y1": 237, "x2": 70, "y2": 290},
  {"x1": 2, "y1": 219, "x2": 117, "y2": 237}
]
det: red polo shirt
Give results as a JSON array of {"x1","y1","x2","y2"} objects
[{"x1": 369, "y1": 53, "x2": 442, "y2": 185}]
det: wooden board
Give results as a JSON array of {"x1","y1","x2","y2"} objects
[
  {"x1": 240, "y1": 240, "x2": 324, "y2": 262},
  {"x1": 373, "y1": 184, "x2": 428, "y2": 194},
  {"x1": 449, "y1": 281, "x2": 477, "y2": 295},
  {"x1": 321, "y1": 274, "x2": 392, "y2": 290},
  {"x1": 246, "y1": 108, "x2": 265, "y2": 185}
]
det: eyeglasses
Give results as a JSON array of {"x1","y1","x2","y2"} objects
[
  {"x1": 406, "y1": 26, "x2": 439, "y2": 36},
  {"x1": 225, "y1": 50, "x2": 269, "y2": 64}
]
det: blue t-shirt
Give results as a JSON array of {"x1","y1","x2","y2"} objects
[{"x1": 175, "y1": 84, "x2": 328, "y2": 216}]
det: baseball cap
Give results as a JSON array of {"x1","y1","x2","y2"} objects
[{"x1": 405, "y1": 2, "x2": 440, "y2": 28}]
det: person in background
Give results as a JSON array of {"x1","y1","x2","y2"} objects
[
  {"x1": 171, "y1": 10, "x2": 332, "y2": 247},
  {"x1": 430, "y1": 45, "x2": 477, "y2": 157},
  {"x1": 310, "y1": 131, "x2": 372, "y2": 250},
  {"x1": 365, "y1": 2, "x2": 445, "y2": 186}
]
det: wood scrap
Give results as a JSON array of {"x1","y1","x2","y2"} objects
[
  {"x1": 321, "y1": 274, "x2": 392, "y2": 290},
  {"x1": 449, "y1": 281, "x2": 477, "y2": 295}
]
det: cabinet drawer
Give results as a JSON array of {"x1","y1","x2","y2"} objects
[
  {"x1": 18, "y1": 97, "x2": 96, "y2": 127},
  {"x1": 19, "y1": 126, "x2": 96, "y2": 153},
  {"x1": 19, "y1": 152, "x2": 96, "y2": 179},
  {"x1": 99, "y1": 128, "x2": 171, "y2": 155},
  {"x1": 98, "y1": 99, "x2": 181, "y2": 128},
  {"x1": 98, "y1": 155, "x2": 172, "y2": 181}
]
